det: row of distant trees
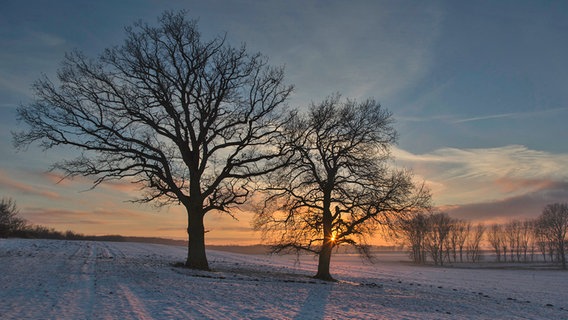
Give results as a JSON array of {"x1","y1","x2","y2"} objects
[
  {"x1": 486, "y1": 203, "x2": 568, "y2": 268},
  {"x1": 398, "y1": 212, "x2": 484, "y2": 266},
  {"x1": 1, "y1": 197, "x2": 191, "y2": 244},
  {"x1": 397, "y1": 203, "x2": 568, "y2": 269},
  {"x1": 0, "y1": 197, "x2": 85, "y2": 239}
]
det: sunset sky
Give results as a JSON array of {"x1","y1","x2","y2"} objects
[{"x1": 1, "y1": 0, "x2": 567, "y2": 245}]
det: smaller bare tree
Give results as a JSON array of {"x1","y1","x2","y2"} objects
[{"x1": 254, "y1": 95, "x2": 430, "y2": 280}]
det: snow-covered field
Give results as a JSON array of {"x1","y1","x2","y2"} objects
[{"x1": 1, "y1": 239, "x2": 566, "y2": 319}]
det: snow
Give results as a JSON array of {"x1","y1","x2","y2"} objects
[{"x1": 1, "y1": 239, "x2": 567, "y2": 319}]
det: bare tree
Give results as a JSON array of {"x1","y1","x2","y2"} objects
[
  {"x1": 452, "y1": 220, "x2": 470, "y2": 263},
  {"x1": 466, "y1": 223, "x2": 485, "y2": 263},
  {"x1": 398, "y1": 212, "x2": 430, "y2": 264},
  {"x1": 0, "y1": 197, "x2": 27, "y2": 237},
  {"x1": 519, "y1": 219, "x2": 533, "y2": 262},
  {"x1": 254, "y1": 95, "x2": 430, "y2": 280},
  {"x1": 424, "y1": 212, "x2": 453, "y2": 266},
  {"x1": 13, "y1": 11, "x2": 293, "y2": 270},
  {"x1": 533, "y1": 219, "x2": 549, "y2": 262},
  {"x1": 537, "y1": 203, "x2": 568, "y2": 269},
  {"x1": 504, "y1": 219, "x2": 534, "y2": 263},
  {"x1": 504, "y1": 220, "x2": 521, "y2": 262},
  {"x1": 447, "y1": 221, "x2": 459, "y2": 263},
  {"x1": 487, "y1": 224, "x2": 504, "y2": 262}
]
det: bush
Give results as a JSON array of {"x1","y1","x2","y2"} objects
[{"x1": 0, "y1": 197, "x2": 27, "y2": 237}]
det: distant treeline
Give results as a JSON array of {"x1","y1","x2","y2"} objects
[
  {"x1": 397, "y1": 203, "x2": 568, "y2": 269},
  {"x1": 6, "y1": 224, "x2": 189, "y2": 246},
  {"x1": 0, "y1": 197, "x2": 189, "y2": 246}
]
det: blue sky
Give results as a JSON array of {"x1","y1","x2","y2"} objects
[{"x1": 1, "y1": 0, "x2": 567, "y2": 243}]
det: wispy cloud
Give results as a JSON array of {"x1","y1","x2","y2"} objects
[
  {"x1": 29, "y1": 31, "x2": 66, "y2": 47},
  {"x1": 399, "y1": 107, "x2": 568, "y2": 124},
  {"x1": 393, "y1": 145, "x2": 568, "y2": 220},
  {"x1": 232, "y1": 1, "x2": 444, "y2": 104},
  {"x1": 20, "y1": 206, "x2": 185, "y2": 237},
  {"x1": 42, "y1": 171, "x2": 143, "y2": 195},
  {"x1": 396, "y1": 114, "x2": 454, "y2": 123},
  {"x1": 453, "y1": 112, "x2": 520, "y2": 123},
  {"x1": 445, "y1": 181, "x2": 568, "y2": 223},
  {"x1": 0, "y1": 170, "x2": 61, "y2": 200},
  {"x1": 395, "y1": 145, "x2": 568, "y2": 180},
  {"x1": 453, "y1": 107, "x2": 568, "y2": 124}
]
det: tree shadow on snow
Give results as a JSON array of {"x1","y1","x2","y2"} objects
[{"x1": 294, "y1": 283, "x2": 333, "y2": 320}]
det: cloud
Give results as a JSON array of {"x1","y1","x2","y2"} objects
[
  {"x1": 226, "y1": 1, "x2": 443, "y2": 105},
  {"x1": 19, "y1": 205, "x2": 183, "y2": 237},
  {"x1": 29, "y1": 31, "x2": 66, "y2": 47},
  {"x1": 99, "y1": 179, "x2": 144, "y2": 195},
  {"x1": 42, "y1": 171, "x2": 144, "y2": 195},
  {"x1": 0, "y1": 170, "x2": 61, "y2": 200},
  {"x1": 394, "y1": 145, "x2": 568, "y2": 180},
  {"x1": 393, "y1": 145, "x2": 568, "y2": 220},
  {"x1": 444, "y1": 181, "x2": 568, "y2": 223},
  {"x1": 398, "y1": 107, "x2": 568, "y2": 124},
  {"x1": 208, "y1": 226, "x2": 255, "y2": 233},
  {"x1": 452, "y1": 107, "x2": 568, "y2": 124},
  {"x1": 19, "y1": 208, "x2": 107, "y2": 226},
  {"x1": 452, "y1": 112, "x2": 519, "y2": 123},
  {"x1": 20, "y1": 207, "x2": 149, "y2": 224}
]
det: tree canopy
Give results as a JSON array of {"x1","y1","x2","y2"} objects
[
  {"x1": 254, "y1": 95, "x2": 431, "y2": 280},
  {"x1": 14, "y1": 11, "x2": 293, "y2": 269}
]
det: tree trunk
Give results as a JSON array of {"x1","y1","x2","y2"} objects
[
  {"x1": 315, "y1": 197, "x2": 334, "y2": 281},
  {"x1": 315, "y1": 240, "x2": 334, "y2": 281},
  {"x1": 559, "y1": 241, "x2": 566, "y2": 270},
  {"x1": 185, "y1": 205, "x2": 209, "y2": 270}
]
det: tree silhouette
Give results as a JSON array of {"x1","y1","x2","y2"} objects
[
  {"x1": 487, "y1": 224, "x2": 504, "y2": 262},
  {"x1": 398, "y1": 211, "x2": 429, "y2": 264},
  {"x1": 254, "y1": 95, "x2": 430, "y2": 280},
  {"x1": 0, "y1": 198, "x2": 27, "y2": 237},
  {"x1": 14, "y1": 11, "x2": 293, "y2": 269},
  {"x1": 537, "y1": 203, "x2": 568, "y2": 269},
  {"x1": 424, "y1": 212, "x2": 453, "y2": 266}
]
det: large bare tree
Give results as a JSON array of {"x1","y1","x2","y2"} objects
[
  {"x1": 13, "y1": 11, "x2": 293, "y2": 270},
  {"x1": 254, "y1": 95, "x2": 430, "y2": 280}
]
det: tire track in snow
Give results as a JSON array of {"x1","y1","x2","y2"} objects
[
  {"x1": 80, "y1": 241, "x2": 97, "y2": 318},
  {"x1": 118, "y1": 284, "x2": 154, "y2": 320},
  {"x1": 50, "y1": 241, "x2": 98, "y2": 319}
]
